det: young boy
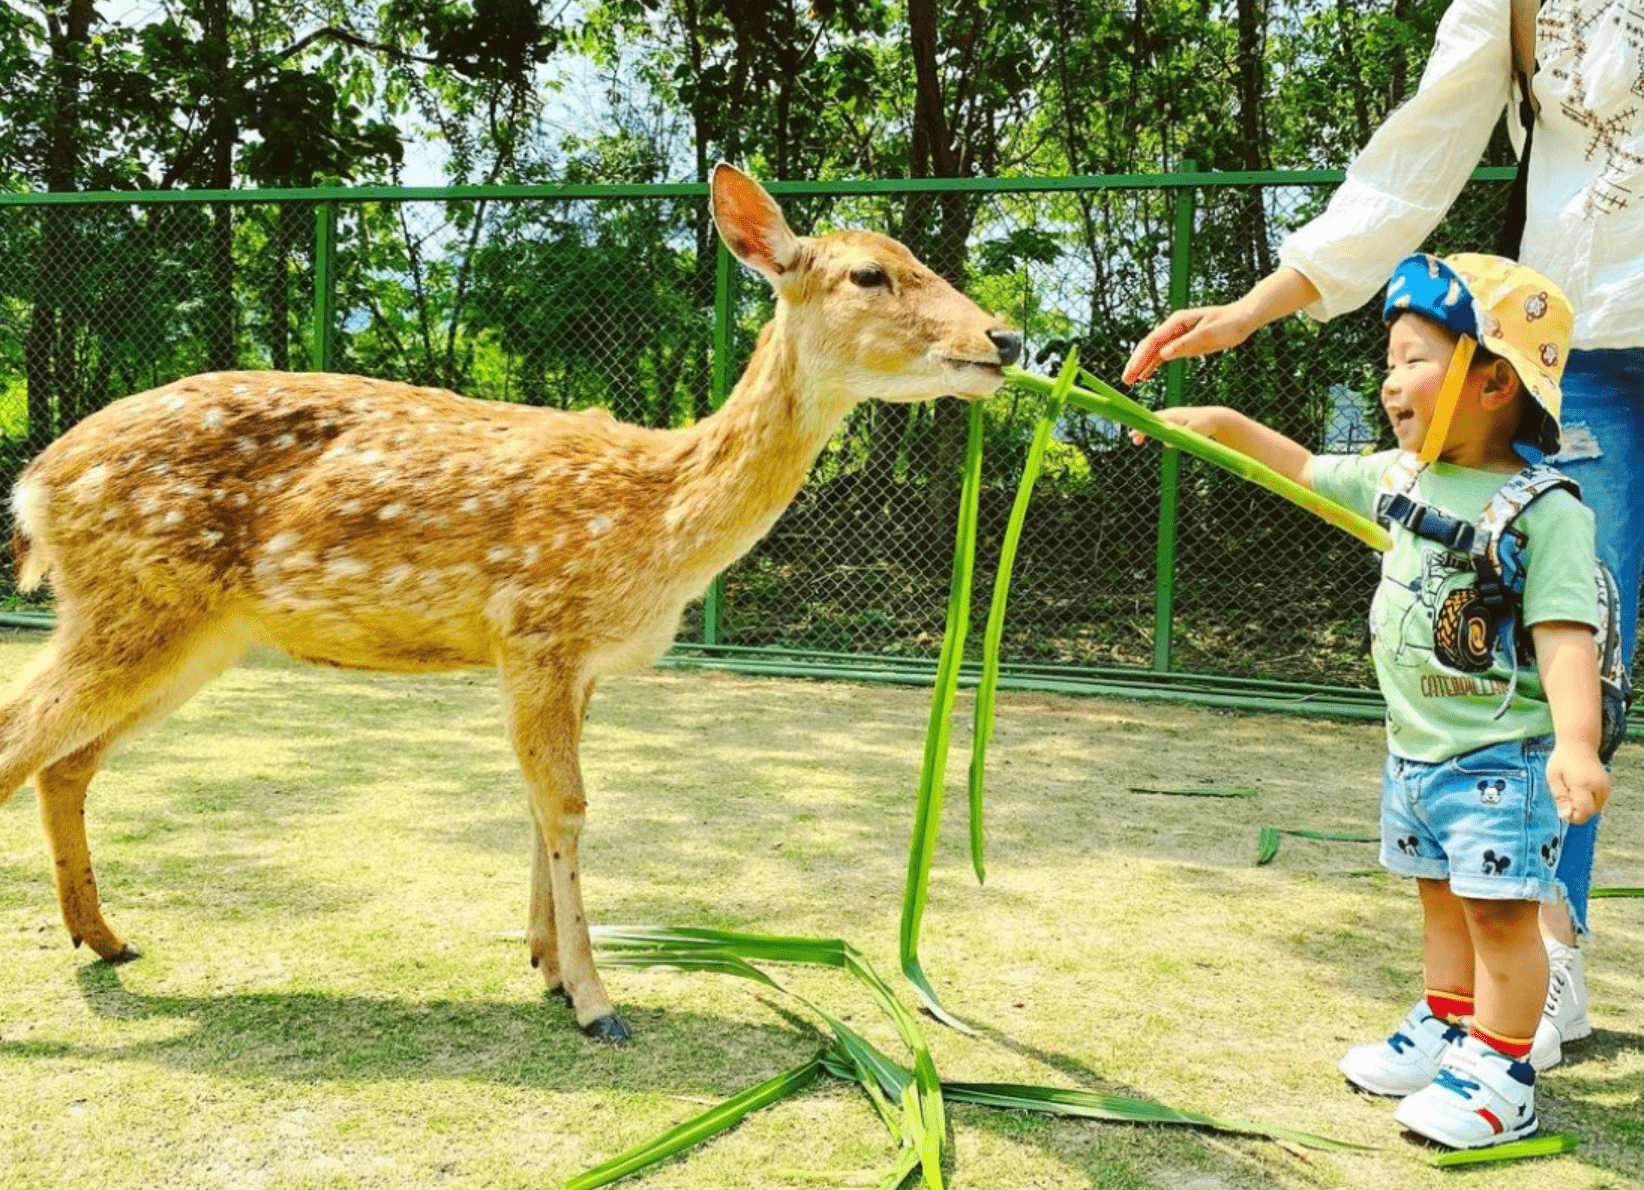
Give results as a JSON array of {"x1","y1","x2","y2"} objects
[{"x1": 1139, "y1": 253, "x2": 1610, "y2": 1149}]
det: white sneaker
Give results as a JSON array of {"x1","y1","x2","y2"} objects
[
  {"x1": 1529, "y1": 1015, "x2": 1562, "y2": 1071},
  {"x1": 1394, "y1": 1033, "x2": 1538, "y2": 1149},
  {"x1": 1543, "y1": 938, "x2": 1592, "y2": 1043},
  {"x1": 1340, "y1": 1002, "x2": 1467, "y2": 1097}
]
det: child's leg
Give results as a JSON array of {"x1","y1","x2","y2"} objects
[
  {"x1": 1418, "y1": 877, "x2": 1474, "y2": 1018},
  {"x1": 1396, "y1": 894, "x2": 1543, "y2": 1148},
  {"x1": 1460, "y1": 896, "x2": 1547, "y2": 1053}
]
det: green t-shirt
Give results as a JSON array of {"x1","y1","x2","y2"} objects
[{"x1": 1312, "y1": 450, "x2": 1599, "y2": 762}]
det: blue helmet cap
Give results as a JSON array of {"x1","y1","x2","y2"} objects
[{"x1": 1383, "y1": 254, "x2": 1480, "y2": 340}]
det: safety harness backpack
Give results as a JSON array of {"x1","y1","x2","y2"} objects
[{"x1": 1376, "y1": 453, "x2": 1630, "y2": 762}]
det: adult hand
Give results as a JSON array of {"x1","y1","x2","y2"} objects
[
  {"x1": 1122, "y1": 305, "x2": 1259, "y2": 384},
  {"x1": 1122, "y1": 266, "x2": 1322, "y2": 385}
]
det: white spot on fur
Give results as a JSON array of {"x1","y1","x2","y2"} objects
[
  {"x1": 203, "y1": 408, "x2": 225, "y2": 430},
  {"x1": 165, "y1": 394, "x2": 188, "y2": 410},
  {"x1": 460, "y1": 497, "x2": 481, "y2": 514},
  {"x1": 379, "y1": 503, "x2": 406, "y2": 520},
  {"x1": 163, "y1": 509, "x2": 184, "y2": 526},
  {"x1": 325, "y1": 556, "x2": 369, "y2": 581},
  {"x1": 487, "y1": 546, "x2": 511, "y2": 564},
  {"x1": 70, "y1": 465, "x2": 109, "y2": 499},
  {"x1": 232, "y1": 384, "x2": 250, "y2": 395},
  {"x1": 589, "y1": 515, "x2": 613, "y2": 535},
  {"x1": 265, "y1": 532, "x2": 300, "y2": 554},
  {"x1": 522, "y1": 544, "x2": 540, "y2": 566},
  {"x1": 202, "y1": 529, "x2": 224, "y2": 546},
  {"x1": 383, "y1": 563, "x2": 413, "y2": 587},
  {"x1": 235, "y1": 437, "x2": 257, "y2": 454},
  {"x1": 276, "y1": 433, "x2": 297, "y2": 449}
]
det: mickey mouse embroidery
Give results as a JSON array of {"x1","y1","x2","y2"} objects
[
  {"x1": 1476, "y1": 778, "x2": 1506, "y2": 806},
  {"x1": 1482, "y1": 850, "x2": 1512, "y2": 875},
  {"x1": 1541, "y1": 836, "x2": 1561, "y2": 869},
  {"x1": 1397, "y1": 835, "x2": 1421, "y2": 856}
]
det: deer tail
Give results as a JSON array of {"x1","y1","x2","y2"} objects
[{"x1": 10, "y1": 479, "x2": 50, "y2": 593}]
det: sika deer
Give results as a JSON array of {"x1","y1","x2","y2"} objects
[{"x1": 1, "y1": 164, "x2": 1019, "y2": 1041}]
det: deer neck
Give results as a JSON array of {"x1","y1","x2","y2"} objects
[{"x1": 667, "y1": 311, "x2": 854, "y2": 571}]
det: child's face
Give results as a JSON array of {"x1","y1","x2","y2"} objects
[{"x1": 1381, "y1": 313, "x2": 1468, "y2": 453}]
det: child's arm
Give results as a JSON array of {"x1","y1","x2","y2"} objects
[
  {"x1": 1532, "y1": 620, "x2": 1611, "y2": 824},
  {"x1": 1130, "y1": 406, "x2": 1317, "y2": 489}
]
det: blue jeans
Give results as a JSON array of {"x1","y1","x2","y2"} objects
[{"x1": 1544, "y1": 346, "x2": 1644, "y2": 933}]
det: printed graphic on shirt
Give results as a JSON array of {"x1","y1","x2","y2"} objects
[
  {"x1": 1538, "y1": 0, "x2": 1644, "y2": 217},
  {"x1": 1373, "y1": 546, "x2": 1514, "y2": 681}
]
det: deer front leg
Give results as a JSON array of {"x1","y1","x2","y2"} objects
[
  {"x1": 37, "y1": 739, "x2": 139, "y2": 962},
  {"x1": 501, "y1": 650, "x2": 628, "y2": 1043},
  {"x1": 526, "y1": 824, "x2": 564, "y2": 999}
]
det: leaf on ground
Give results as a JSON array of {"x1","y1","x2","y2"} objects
[
  {"x1": 1129, "y1": 785, "x2": 1260, "y2": 798},
  {"x1": 1430, "y1": 1133, "x2": 1579, "y2": 1167}
]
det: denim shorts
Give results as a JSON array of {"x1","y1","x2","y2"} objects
[{"x1": 1380, "y1": 736, "x2": 1566, "y2": 903}]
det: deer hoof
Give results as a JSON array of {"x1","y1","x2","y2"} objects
[
  {"x1": 546, "y1": 984, "x2": 573, "y2": 1007},
  {"x1": 582, "y1": 1014, "x2": 631, "y2": 1045},
  {"x1": 101, "y1": 944, "x2": 142, "y2": 965}
]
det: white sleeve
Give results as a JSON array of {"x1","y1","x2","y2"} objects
[{"x1": 1278, "y1": 0, "x2": 1513, "y2": 322}]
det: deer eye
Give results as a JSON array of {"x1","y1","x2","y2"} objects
[{"x1": 850, "y1": 263, "x2": 888, "y2": 289}]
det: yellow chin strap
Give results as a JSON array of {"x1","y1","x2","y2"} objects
[{"x1": 1418, "y1": 335, "x2": 1477, "y2": 463}]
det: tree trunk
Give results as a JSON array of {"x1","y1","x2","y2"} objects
[
  {"x1": 203, "y1": 0, "x2": 237, "y2": 372},
  {"x1": 24, "y1": 0, "x2": 96, "y2": 449}
]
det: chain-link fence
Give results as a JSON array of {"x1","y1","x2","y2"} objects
[{"x1": 0, "y1": 170, "x2": 1529, "y2": 703}]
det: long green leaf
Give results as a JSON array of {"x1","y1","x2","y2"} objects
[
  {"x1": 1255, "y1": 827, "x2": 1380, "y2": 866},
  {"x1": 969, "y1": 348, "x2": 1080, "y2": 884},
  {"x1": 1590, "y1": 886, "x2": 1644, "y2": 898},
  {"x1": 1003, "y1": 366, "x2": 1393, "y2": 552},
  {"x1": 1130, "y1": 785, "x2": 1260, "y2": 798},
  {"x1": 899, "y1": 399, "x2": 986, "y2": 1035},
  {"x1": 1431, "y1": 1133, "x2": 1579, "y2": 1166},
  {"x1": 878, "y1": 1144, "x2": 923, "y2": 1190},
  {"x1": 563, "y1": 1056, "x2": 826, "y2": 1190},
  {"x1": 593, "y1": 925, "x2": 947, "y2": 1190},
  {"x1": 941, "y1": 1082, "x2": 1370, "y2": 1152}
]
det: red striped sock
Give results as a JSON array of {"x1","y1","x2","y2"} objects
[
  {"x1": 1425, "y1": 989, "x2": 1474, "y2": 1025},
  {"x1": 1469, "y1": 1022, "x2": 1534, "y2": 1060}
]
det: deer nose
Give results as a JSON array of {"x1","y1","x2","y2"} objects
[{"x1": 988, "y1": 328, "x2": 1022, "y2": 366}]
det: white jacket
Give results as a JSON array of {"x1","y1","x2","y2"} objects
[{"x1": 1279, "y1": 0, "x2": 1644, "y2": 350}]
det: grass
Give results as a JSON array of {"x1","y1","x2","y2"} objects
[{"x1": 1, "y1": 630, "x2": 1641, "y2": 1189}]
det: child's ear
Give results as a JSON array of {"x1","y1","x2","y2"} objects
[{"x1": 1478, "y1": 358, "x2": 1520, "y2": 412}]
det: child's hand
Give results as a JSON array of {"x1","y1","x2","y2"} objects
[
  {"x1": 1128, "y1": 405, "x2": 1229, "y2": 446},
  {"x1": 1547, "y1": 742, "x2": 1610, "y2": 825}
]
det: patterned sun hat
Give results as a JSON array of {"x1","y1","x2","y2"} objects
[{"x1": 1382, "y1": 252, "x2": 1573, "y2": 454}]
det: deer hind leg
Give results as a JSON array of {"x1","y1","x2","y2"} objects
[
  {"x1": 36, "y1": 735, "x2": 132, "y2": 960},
  {"x1": 1, "y1": 614, "x2": 247, "y2": 960},
  {"x1": 501, "y1": 648, "x2": 626, "y2": 1042}
]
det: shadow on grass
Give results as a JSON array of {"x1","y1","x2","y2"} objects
[{"x1": 0, "y1": 962, "x2": 823, "y2": 1100}]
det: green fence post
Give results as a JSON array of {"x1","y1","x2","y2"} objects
[
  {"x1": 311, "y1": 198, "x2": 338, "y2": 372},
  {"x1": 702, "y1": 236, "x2": 735, "y2": 646},
  {"x1": 1152, "y1": 160, "x2": 1196, "y2": 673}
]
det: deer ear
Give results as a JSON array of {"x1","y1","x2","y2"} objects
[{"x1": 711, "y1": 163, "x2": 801, "y2": 285}]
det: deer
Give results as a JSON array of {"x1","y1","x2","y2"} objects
[{"x1": 0, "y1": 164, "x2": 1020, "y2": 1042}]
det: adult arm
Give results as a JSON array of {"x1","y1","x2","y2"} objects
[{"x1": 1123, "y1": 0, "x2": 1513, "y2": 384}]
